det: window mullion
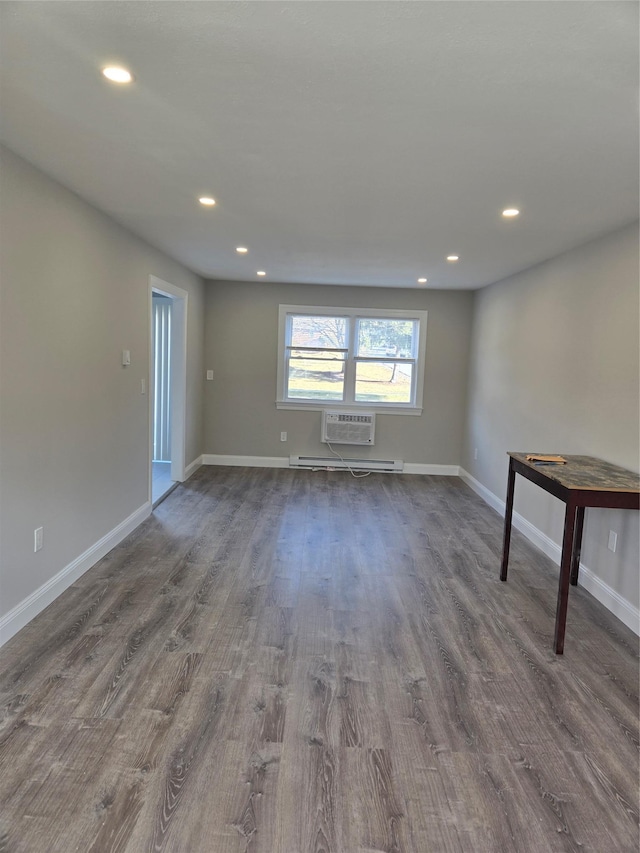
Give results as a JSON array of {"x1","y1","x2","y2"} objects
[{"x1": 343, "y1": 316, "x2": 357, "y2": 404}]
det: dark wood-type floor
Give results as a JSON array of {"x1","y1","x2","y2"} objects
[{"x1": 1, "y1": 467, "x2": 638, "y2": 852}]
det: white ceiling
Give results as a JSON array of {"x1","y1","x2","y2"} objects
[{"x1": 1, "y1": 1, "x2": 638, "y2": 289}]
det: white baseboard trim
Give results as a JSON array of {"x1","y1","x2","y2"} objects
[
  {"x1": 404, "y1": 463, "x2": 460, "y2": 476},
  {"x1": 576, "y1": 568, "x2": 640, "y2": 636},
  {"x1": 459, "y1": 468, "x2": 640, "y2": 636},
  {"x1": 0, "y1": 501, "x2": 151, "y2": 648},
  {"x1": 202, "y1": 455, "x2": 461, "y2": 477},
  {"x1": 459, "y1": 468, "x2": 504, "y2": 514},
  {"x1": 184, "y1": 455, "x2": 204, "y2": 479}
]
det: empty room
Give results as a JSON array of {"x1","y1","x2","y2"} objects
[{"x1": 0, "y1": 2, "x2": 638, "y2": 852}]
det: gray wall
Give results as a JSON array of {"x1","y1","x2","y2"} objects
[
  {"x1": 0, "y1": 146, "x2": 205, "y2": 618},
  {"x1": 2, "y1": 142, "x2": 636, "y2": 631},
  {"x1": 463, "y1": 222, "x2": 639, "y2": 611},
  {"x1": 204, "y1": 281, "x2": 473, "y2": 464}
]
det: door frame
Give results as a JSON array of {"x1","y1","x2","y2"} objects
[{"x1": 149, "y1": 275, "x2": 189, "y2": 501}]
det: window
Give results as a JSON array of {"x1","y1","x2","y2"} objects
[{"x1": 276, "y1": 305, "x2": 427, "y2": 414}]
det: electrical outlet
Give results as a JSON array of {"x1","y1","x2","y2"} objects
[
  {"x1": 206, "y1": 370, "x2": 214, "y2": 380},
  {"x1": 34, "y1": 527, "x2": 43, "y2": 552},
  {"x1": 140, "y1": 378, "x2": 146, "y2": 394},
  {"x1": 607, "y1": 530, "x2": 617, "y2": 553},
  {"x1": 280, "y1": 431, "x2": 287, "y2": 442},
  {"x1": 474, "y1": 448, "x2": 478, "y2": 460}
]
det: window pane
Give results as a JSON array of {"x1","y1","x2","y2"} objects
[
  {"x1": 355, "y1": 361, "x2": 413, "y2": 403},
  {"x1": 287, "y1": 357, "x2": 345, "y2": 400},
  {"x1": 290, "y1": 315, "x2": 347, "y2": 349},
  {"x1": 278, "y1": 304, "x2": 426, "y2": 411},
  {"x1": 356, "y1": 318, "x2": 416, "y2": 358}
]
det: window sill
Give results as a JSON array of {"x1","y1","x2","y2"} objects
[{"x1": 276, "y1": 401, "x2": 423, "y2": 416}]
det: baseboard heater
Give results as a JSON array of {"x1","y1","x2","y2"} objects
[{"x1": 289, "y1": 455, "x2": 403, "y2": 473}]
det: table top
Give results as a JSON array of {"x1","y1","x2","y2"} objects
[{"x1": 508, "y1": 453, "x2": 640, "y2": 493}]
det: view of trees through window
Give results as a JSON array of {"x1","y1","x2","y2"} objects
[{"x1": 286, "y1": 314, "x2": 418, "y2": 404}]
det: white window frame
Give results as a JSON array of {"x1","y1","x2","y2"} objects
[{"x1": 276, "y1": 304, "x2": 427, "y2": 415}]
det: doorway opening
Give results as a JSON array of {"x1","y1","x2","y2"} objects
[
  {"x1": 152, "y1": 293, "x2": 174, "y2": 503},
  {"x1": 149, "y1": 276, "x2": 188, "y2": 507}
]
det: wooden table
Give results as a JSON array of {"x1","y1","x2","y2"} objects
[{"x1": 500, "y1": 453, "x2": 640, "y2": 654}]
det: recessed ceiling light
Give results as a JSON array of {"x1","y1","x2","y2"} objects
[
  {"x1": 102, "y1": 66, "x2": 133, "y2": 84},
  {"x1": 257, "y1": 271, "x2": 266, "y2": 277},
  {"x1": 446, "y1": 255, "x2": 459, "y2": 262},
  {"x1": 236, "y1": 247, "x2": 248, "y2": 254},
  {"x1": 199, "y1": 197, "x2": 216, "y2": 206},
  {"x1": 417, "y1": 277, "x2": 427, "y2": 284},
  {"x1": 502, "y1": 208, "x2": 520, "y2": 217}
]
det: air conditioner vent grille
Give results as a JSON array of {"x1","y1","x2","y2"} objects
[{"x1": 321, "y1": 411, "x2": 375, "y2": 445}]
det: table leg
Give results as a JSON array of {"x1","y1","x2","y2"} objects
[
  {"x1": 500, "y1": 460, "x2": 516, "y2": 582},
  {"x1": 554, "y1": 500, "x2": 578, "y2": 654},
  {"x1": 570, "y1": 506, "x2": 585, "y2": 586}
]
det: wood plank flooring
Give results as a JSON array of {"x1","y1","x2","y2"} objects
[{"x1": 1, "y1": 467, "x2": 638, "y2": 852}]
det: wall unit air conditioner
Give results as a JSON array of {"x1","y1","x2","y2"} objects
[{"x1": 321, "y1": 411, "x2": 375, "y2": 446}]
